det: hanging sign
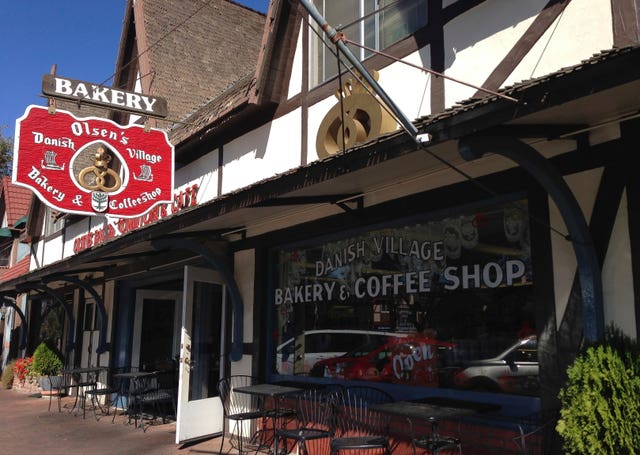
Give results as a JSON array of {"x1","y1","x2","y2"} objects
[
  {"x1": 12, "y1": 105, "x2": 175, "y2": 219},
  {"x1": 42, "y1": 74, "x2": 168, "y2": 118}
]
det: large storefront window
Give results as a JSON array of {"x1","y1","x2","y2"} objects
[{"x1": 271, "y1": 200, "x2": 539, "y2": 396}]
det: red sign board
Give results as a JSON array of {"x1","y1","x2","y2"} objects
[{"x1": 12, "y1": 105, "x2": 174, "y2": 218}]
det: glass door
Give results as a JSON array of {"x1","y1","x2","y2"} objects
[{"x1": 176, "y1": 266, "x2": 226, "y2": 443}]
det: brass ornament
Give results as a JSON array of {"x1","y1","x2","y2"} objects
[
  {"x1": 78, "y1": 146, "x2": 122, "y2": 192},
  {"x1": 316, "y1": 70, "x2": 398, "y2": 159}
]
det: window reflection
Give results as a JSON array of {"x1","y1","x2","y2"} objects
[{"x1": 272, "y1": 200, "x2": 538, "y2": 396}]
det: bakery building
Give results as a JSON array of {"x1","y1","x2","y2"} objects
[{"x1": 2, "y1": 0, "x2": 640, "y2": 451}]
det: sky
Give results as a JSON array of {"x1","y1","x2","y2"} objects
[{"x1": 0, "y1": 0, "x2": 270, "y2": 140}]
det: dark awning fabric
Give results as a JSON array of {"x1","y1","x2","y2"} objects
[
  {"x1": 13, "y1": 216, "x2": 27, "y2": 229},
  {"x1": 0, "y1": 227, "x2": 13, "y2": 237}
]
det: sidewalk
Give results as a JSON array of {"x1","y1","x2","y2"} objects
[{"x1": 0, "y1": 388, "x2": 229, "y2": 454}]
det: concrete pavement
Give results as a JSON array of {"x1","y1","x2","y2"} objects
[{"x1": 0, "y1": 387, "x2": 229, "y2": 454}]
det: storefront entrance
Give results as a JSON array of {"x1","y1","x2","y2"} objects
[
  {"x1": 132, "y1": 265, "x2": 226, "y2": 444},
  {"x1": 175, "y1": 265, "x2": 226, "y2": 444}
]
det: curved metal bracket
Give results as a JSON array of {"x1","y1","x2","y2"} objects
[
  {"x1": 26, "y1": 284, "x2": 76, "y2": 353},
  {"x1": 458, "y1": 135, "x2": 604, "y2": 342},
  {"x1": 1, "y1": 295, "x2": 28, "y2": 350},
  {"x1": 43, "y1": 276, "x2": 110, "y2": 354},
  {"x1": 151, "y1": 238, "x2": 245, "y2": 362}
]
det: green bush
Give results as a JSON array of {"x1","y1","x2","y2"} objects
[
  {"x1": 556, "y1": 325, "x2": 640, "y2": 454},
  {"x1": 31, "y1": 341, "x2": 64, "y2": 377},
  {"x1": 1, "y1": 360, "x2": 16, "y2": 389}
]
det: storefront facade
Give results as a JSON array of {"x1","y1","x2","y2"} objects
[{"x1": 3, "y1": 0, "x2": 640, "y2": 450}]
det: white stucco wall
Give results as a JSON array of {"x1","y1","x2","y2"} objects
[
  {"x1": 506, "y1": 0, "x2": 613, "y2": 86},
  {"x1": 602, "y1": 191, "x2": 636, "y2": 337},
  {"x1": 175, "y1": 151, "x2": 219, "y2": 204},
  {"x1": 549, "y1": 168, "x2": 600, "y2": 328},
  {"x1": 222, "y1": 110, "x2": 302, "y2": 194},
  {"x1": 233, "y1": 249, "x2": 255, "y2": 375}
]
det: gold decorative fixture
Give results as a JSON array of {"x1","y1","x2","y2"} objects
[
  {"x1": 78, "y1": 146, "x2": 122, "y2": 192},
  {"x1": 316, "y1": 70, "x2": 398, "y2": 159}
]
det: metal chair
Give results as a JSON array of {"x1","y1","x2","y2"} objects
[
  {"x1": 83, "y1": 366, "x2": 132, "y2": 422},
  {"x1": 129, "y1": 370, "x2": 177, "y2": 432},
  {"x1": 276, "y1": 387, "x2": 341, "y2": 455},
  {"x1": 51, "y1": 366, "x2": 99, "y2": 417},
  {"x1": 330, "y1": 388, "x2": 392, "y2": 455},
  {"x1": 344, "y1": 385, "x2": 394, "y2": 405},
  {"x1": 216, "y1": 375, "x2": 269, "y2": 455}
]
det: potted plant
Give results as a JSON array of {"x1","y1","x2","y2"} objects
[
  {"x1": 556, "y1": 325, "x2": 640, "y2": 453},
  {"x1": 31, "y1": 341, "x2": 64, "y2": 393}
]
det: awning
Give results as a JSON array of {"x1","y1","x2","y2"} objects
[
  {"x1": 13, "y1": 216, "x2": 27, "y2": 229},
  {"x1": 0, "y1": 227, "x2": 13, "y2": 237}
]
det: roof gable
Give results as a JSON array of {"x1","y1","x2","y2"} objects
[{"x1": 124, "y1": 0, "x2": 266, "y2": 127}]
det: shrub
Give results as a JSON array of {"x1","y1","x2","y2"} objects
[
  {"x1": 556, "y1": 325, "x2": 640, "y2": 454},
  {"x1": 13, "y1": 356, "x2": 33, "y2": 382},
  {"x1": 2, "y1": 360, "x2": 16, "y2": 388},
  {"x1": 31, "y1": 341, "x2": 63, "y2": 377}
]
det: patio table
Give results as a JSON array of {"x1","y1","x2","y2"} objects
[
  {"x1": 371, "y1": 399, "x2": 482, "y2": 453},
  {"x1": 60, "y1": 366, "x2": 107, "y2": 417},
  {"x1": 235, "y1": 383, "x2": 303, "y2": 454},
  {"x1": 112, "y1": 370, "x2": 158, "y2": 428}
]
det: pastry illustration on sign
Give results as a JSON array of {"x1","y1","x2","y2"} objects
[{"x1": 77, "y1": 145, "x2": 123, "y2": 213}]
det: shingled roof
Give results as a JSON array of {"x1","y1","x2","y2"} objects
[
  {"x1": 1, "y1": 176, "x2": 31, "y2": 228},
  {"x1": 129, "y1": 0, "x2": 266, "y2": 128}
]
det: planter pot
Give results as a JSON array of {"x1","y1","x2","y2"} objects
[{"x1": 39, "y1": 376, "x2": 63, "y2": 395}]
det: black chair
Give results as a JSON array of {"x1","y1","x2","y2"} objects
[
  {"x1": 83, "y1": 366, "x2": 131, "y2": 422},
  {"x1": 130, "y1": 370, "x2": 177, "y2": 432},
  {"x1": 51, "y1": 366, "x2": 99, "y2": 416},
  {"x1": 217, "y1": 375, "x2": 269, "y2": 455},
  {"x1": 330, "y1": 388, "x2": 392, "y2": 455},
  {"x1": 276, "y1": 387, "x2": 341, "y2": 455}
]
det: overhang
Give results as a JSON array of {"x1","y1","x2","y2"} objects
[{"x1": 0, "y1": 45, "x2": 638, "y2": 293}]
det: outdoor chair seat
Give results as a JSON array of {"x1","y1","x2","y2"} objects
[
  {"x1": 330, "y1": 388, "x2": 391, "y2": 455},
  {"x1": 129, "y1": 370, "x2": 177, "y2": 432},
  {"x1": 217, "y1": 375, "x2": 269, "y2": 455}
]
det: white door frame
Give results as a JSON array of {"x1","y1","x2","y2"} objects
[
  {"x1": 131, "y1": 289, "x2": 181, "y2": 370},
  {"x1": 176, "y1": 265, "x2": 226, "y2": 444}
]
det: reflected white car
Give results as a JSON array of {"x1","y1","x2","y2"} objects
[{"x1": 453, "y1": 335, "x2": 539, "y2": 395}]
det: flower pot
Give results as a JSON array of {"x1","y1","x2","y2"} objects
[{"x1": 39, "y1": 376, "x2": 63, "y2": 396}]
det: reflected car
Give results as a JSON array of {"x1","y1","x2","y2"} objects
[
  {"x1": 276, "y1": 329, "x2": 407, "y2": 375},
  {"x1": 452, "y1": 335, "x2": 539, "y2": 395},
  {"x1": 310, "y1": 335, "x2": 456, "y2": 387}
]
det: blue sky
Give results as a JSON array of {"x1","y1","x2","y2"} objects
[{"x1": 0, "y1": 0, "x2": 269, "y2": 140}]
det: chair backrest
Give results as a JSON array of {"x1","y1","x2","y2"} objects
[
  {"x1": 344, "y1": 385, "x2": 393, "y2": 405},
  {"x1": 295, "y1": 387, "x2": 340, "y2": 430},
  {"x1": 216, "y1": 375, "x2": 262, "y2": 417},
  {"x1": 335, "y1": 388, "x2": 391, "y2": 437}
]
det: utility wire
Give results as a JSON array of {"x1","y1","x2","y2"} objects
[
  {"x1": 302, "y1": 3, "x2": 571, "y2": 242},
  {"x1": 98, "y1": 0, "x2": 216, "y2": 88},
  {"x1": 346, "y1": 39, "x2": 518, "y2": 102}
]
